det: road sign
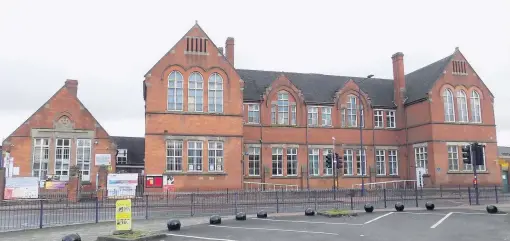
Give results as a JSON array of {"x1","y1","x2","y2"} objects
[{"x1": 115, "y1": 199, "x2": 132, "y2": 231}]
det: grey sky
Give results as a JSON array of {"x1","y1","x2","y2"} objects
[{"x1": 1, "y1": 0, "x2": 509, "y2": 144}]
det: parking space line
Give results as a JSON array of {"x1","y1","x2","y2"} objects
[
  {"x1": 250, "y1": 218, "x2": 363, "y2": 226},
  {"x1": 209, "y1": 225, "x2": 339, "y2": 235},
  {"x1": 430, "y1": 212, "x2": 453, "y2": 229},
  {"x1": 394, "y1": 212, "x2": 446, "y2": 216},
  {"x1": 364, "y1": 212, "x2": 393, "y2": 224},
  {"x1": 166, "y1": 233, "x2": 239, "y2": 241},
  {"x1": 453, "y1": 212, "x2": 507, "y2": 216}
]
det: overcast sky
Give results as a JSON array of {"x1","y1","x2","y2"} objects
[{"x1": 1, "y1": 0, "x2": 509, "y2": 145}]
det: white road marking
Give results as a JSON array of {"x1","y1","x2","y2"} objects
[
  {"x1": 394, "y1": 212, "x2": 445, "y2": 216},
  {"x1": 430, "y1": 212, "x2": 453, "y2": 229},
  {"x1": 209, "y1": 225, "x2": 339, "y2": 235},
  {"x1": 166, "y1": 233, "x2": 239, "y2": 241},
  {"x1": 453, "y1": 211, "x2": 507, "y2": 216},
  {"x1": 364, "y1": 212, "x2": 393, "y2": 224},
  {"x1": 251, "y1": 218, "x2": 363, "y2": 226}
]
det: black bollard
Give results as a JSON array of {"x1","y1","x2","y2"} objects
[
  {"x1": 257, "y1": 210, "x2": 268, "y2": 218},
  {"x1": 167, "y1": 219, "x2": 181, "y2": 231},
  {"x1": 395, "y1": 202, "x2": 405, "y2": 212},
  {"x1": 425, "y1": 202, "x2": 435, "y2": 211},
  {"x1": 486, "y1": 205, "x2": 498, "y2": 214},
  {"x1": 364, "y1": 203, "x2": 374, "y2": 213},
  {"x1": 305, "y1": 208, "x2": 315, "y2": 216},
  {"x1": 62, "y1": 234, "x2": 81, "y2": 241},
  {"x1": 210, "y1": 215, "x2": 222, "y2": 225},
  {"x1": 235, "y1": 212, "x2": 247, "y2": 221}
]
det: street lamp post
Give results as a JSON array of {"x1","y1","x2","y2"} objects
[
  {"x1": 332, "y1": 137, "x2": 336, "y2": 190},
  {"x1": 358, "y1": 74, "x2": 374, "y2": 196}
]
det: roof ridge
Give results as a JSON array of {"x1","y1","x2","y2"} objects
[{"x1": 237, "y1": 68, "x2": 393, "y2": 81}]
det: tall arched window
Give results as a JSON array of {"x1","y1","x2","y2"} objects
[
  {"x1": 168, "y1": 71, "x2": 184, "y2": 111},
  {"x1": 457, "y1": 90, "x2": 468, "y2": 122},
  {"x1": 208, "y1": 73, "x2": 223, "y2": 113},
  {"x1": 188, "y1": 72, "x2": 204, "y2": 112},
  {"x1": 471, "y1": 90, "x2": 482, "y2": 123},
  {"x1": 443, "y1": 89, "x2": 455, "y2": 122},
  {"x1": 347, "y1": 95, "x2": 357, "y2": 127},
  {"x1": 270, "y1": 91, "x2": 297, "y2": 125}
]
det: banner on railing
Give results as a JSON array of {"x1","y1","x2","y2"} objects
[
  {"x1": 163, "y1": 175, "x2": 175, "y2": 192},
  {"x1": 107, "y1": 173, "x2": 138, "y2": 198},
  {"x1": 44, "y1": 181, "x2": 67, "y2": 190},
  {"x1": 4, "y1": 177, "x2": 39, "y2": 199}
]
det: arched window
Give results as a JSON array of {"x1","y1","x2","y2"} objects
[
  {"x1": 456, "y1": 90, "x2": 468, "y2": 122},
  {"x1": 188, "y1": 72, "x2": 203, "y2": 112},
  {"x1": 208, "y1": 73, "x2": 223, "y2": 113},
  {"x1": 347, "y1": 95, "x2": 357, "y2": 127},
  {"x1": 167, "y1": 71, "x2": 184, "y2": 111},
  {"x1": 271, "y1": 91, "x2": 296, "y2": 125},
  {"x1": 443, "y1": 89, "x2": 455, "y2": 122},
  {"x1": 471, "y1": 90, "x2": 482, "y2": 123}
]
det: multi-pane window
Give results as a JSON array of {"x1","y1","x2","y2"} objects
[
  {"x1": 187, "y1": 141, "x2": 203, "y2": 171},
  {"x1": 343, "y1": 149, "x2": 353, "y2": 175},
  {"x1": 388, "y1": 150, "x2": 398, "y2": 175},
  {"x1": 272, "y1": 147, "x2": 283, "y2": 176},
  {"x1": 308, "y1": 148, "x2": 319, "y2": 176},
  {"x1": 447, "y1": 145, "x2": 459, "y2": 171},
  {"x1": 166, "y1": 140, "x2": 183, "y2": 171},
  {"x1": 443, "y1": 89, "x2": 455, "y2": 122},
  {"x1": 323, "y1": 149, "x2": 333, "y2": 176},
  {"x1": 347, "y1": 96, "x2": 357, "y2": 127},
  {"x1": 247, "y1": 104, "x2": 260, "y2": 123},
  {"x1": 457, "y1": 90, "x2": 468, "y2": 122},
  {"x1": 32, "y1": 138, "x2": 50, "y2": 180},
  {"x1": 76, "y1": 139, "x2": 91, "y2": 181},
  {"x1": 117, "y1": 149, "x2": 128, "y2": 165},
  {"x1": 291, "y1": 105, "x2": 297, "y2": 125},
  {"x1": 414, "y1": 146, "x2": 428, "y2": 173},
  {"x1": 308, "y1": 107, "x2": 319, "y2": 126},
  {"x1": 208, "y1": 141, "x2": 224, "y2": 172},
  {"x1": 208, "y1": 73, "x2": 223, "y2": 113},
  {"x1": 188, "y1": 72, "x2": 204, "y2": 112},
  {"x1": 322, "y1": 107, "x2": 332, "y2": 126},
  {"x1": 356, "y1": 149, "x2": 366, "y2": 176},
  {"x1": 376, "y1": 150, "x2": 386, "y2": 175},
  {"x1": 471, "y1": 91, "x2": 482, "y2": 123},
  {"x1": 374, "y1": 110, "x2": 384, "y2": 128},
  {"x1": 55, "y1": 138, "x2": 71, "y2": 179},
  {"x1": 271, "y1": 91, "x2": 296, "y2": 125},
  {"x1": 271, "y1": 105, "x2": 276, "y2": 124},
  {"x1": 248, "y1": 147, "x2": 260, "y2": 176},
  {"x1": 386, "y1": 110, "x2": 396, "y2": 128},
  {"x1": 167, "y1": 71, "x2": 184, "y2": 111},
  {"x1": 287, "y1": 148, "x2": 298, "y2": 176}
]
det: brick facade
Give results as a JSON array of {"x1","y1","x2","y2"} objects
[{"x1": 144, "y1": 23, "x2": 500, "y2": 191}]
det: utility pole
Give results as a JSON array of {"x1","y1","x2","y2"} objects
[{"x1": 332, "y1": 137, "x2": 337, "y2": 190}]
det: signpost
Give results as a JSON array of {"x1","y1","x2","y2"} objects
[{"x1": 115, "y1": 199, "x2": 132, "y2": 231}]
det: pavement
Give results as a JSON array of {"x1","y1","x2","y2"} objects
[{"x1": 2, "y1": 204, "x2": 510, "y2": 241}]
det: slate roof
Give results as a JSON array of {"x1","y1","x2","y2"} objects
[
  {"x1": 498, "y1": 146, "x2": 510, "y2": 158},
  {"x1": 112, "y1": 136, "x2": 145, "y2": 165}
]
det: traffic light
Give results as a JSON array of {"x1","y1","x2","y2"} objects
[
  {"x1": 335, "y1": 153, "x2": 342, "y2": 169},
  {"x1": 473, "y1": 143, "x2": 485, "y2": 166},
  {"x1": 325, "y1": 153, "x2": 332, "y2": 168},
  {"x1": 461, "y1": 145, "x2": 471, "y2": 164}
]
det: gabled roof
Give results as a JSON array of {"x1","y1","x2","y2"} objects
[
  {"x1": 111, "y1": 136, "x2": 145, "y2": 165},
  {"x1": 404, "y1": 54, "x2": 454, "y2": 104},
  {"x1": 238, "y1": 69, "x2": 396, "y2": 108}
]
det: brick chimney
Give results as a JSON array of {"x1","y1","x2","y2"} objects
[
  {"x1": 391, "y1": 52, "x2": 405, "y2": 107},
  {"x1": 225, "y1": 37, "x2": 235, "y2": 66},
  {"x1": 65, "y1": 79, "x2": 78, "y2": 97}
]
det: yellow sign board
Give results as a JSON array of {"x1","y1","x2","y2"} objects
[{"x1": 115, "y1": 199, "x2": 132, "y2": 231}]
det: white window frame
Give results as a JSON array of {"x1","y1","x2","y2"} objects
[
  {"x1": 374, "y1": 110, "x2": 384, "y2": 128},
  {"x1": 343, "y1": 149, "x2": 353, "y2": 175},
  {"x1": 443, "y1": 89, "x2": 455, "y2": 122},
  {"x1": 277, "y1": 92, "x2": 289, "y2": 125},
  {"x1": 347, "y1": 96, "x2": 357, "y2": 127},
  {"x1": 470, "y1": 90, "x2": 482, "y2": 123},
  {"x1": 208, "y1": 141, "x2": 224, "y2": 172},
  {"x1": 307, "y1": 106, "x2": 319, "y2": 126},
  {"x1": 208, "y1": 73, "x2": 223, "y2": 113},
  {"x1": 414, "y1": 146, "x2": 428, "y2": 174},
  {"x1": 166, "y1": 140, "x2": 183, "y2": 172},
  {"x1": 323, "y1": 149, "x2": 333, "y2": 176},
  {"x1": 308, "y1": 148, "x2": 319, "y2": 176},
  {"x1": 117, "y1": 149, "x2": 128, "y2": 165},
  {"x1": 248, "y1": 147, "x2": 260, "y2": 176},
  {"x1": 167, "y1": 71, "x2": 184, "y2": 111},
  {"x1": 322, "y1": 107, "x2": 332, "y2": 126},
  {"x1": 376, "y1": 149, "x2": 386, "y2": 176},
  {"x1": 457, "y1": 90, "x2": 468, "y2": 122},
  {"x1": 188, "y1": 72, "x2": 204, "y2": 112},
  {"x1": 447, "y1": 145, "x2": 459, "y2": 171},
  {"x1": 286, "y1": 148, "x2": 298, "y2": 176},
  {"x1": 386, "y1": 110, "x2": 396, "y2": 128},
  {"x1": 388, "y1": 150, "x2": 398, "y2": 175},
  {"x1": 55, "y1": 138, "x2": 71, "y2": 179},
  {"x1": 272, "y1": 147, "x2": 283, "y2": 176},
  {"x1": 76, "y1": 139, "x2": 92, "y2": 181},
  {"x1": 32, "y1": 138, "x2": 50, "y2": 180},
  {"x1": 247, "y1": 104, "x2": 260, "y2": 124},
  {"x1": 356, "y1": 149, "x2": 366, "y2": 176},
  {"x1": 187, "y1": 141, "x2": 203, "y2": 172}
]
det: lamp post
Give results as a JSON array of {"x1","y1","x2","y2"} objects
[
  {"x1": 358, "y1": 74, "x2": 374, "y2": 196},
  {"x1": 332, "y1": 137, "x2": 336, "y2": 190}
]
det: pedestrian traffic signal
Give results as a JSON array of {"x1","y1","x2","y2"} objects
[
  {"x1": 325, "y1": 153, "x2": 333, "y2": 168},
  {"x1": 461, "y1": 145, "x2": 471, "y2": 164},
  {"x1": 335, "y1": 153, "x2": 342, "y2": 169}
]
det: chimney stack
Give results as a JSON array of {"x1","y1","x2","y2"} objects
[
  {"x1": 391, "y1": 52, "x2": 405, "y2": 106},
  {"x1": 65, "y1": 79, "x2": 78, "y2": 97},
  {"x1": 225, "y1": 37, "x2": 235, "y2": 66}
]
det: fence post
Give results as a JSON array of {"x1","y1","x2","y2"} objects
[
  {"x1": 440, "y1": 185, "x2": 443, "y2": 198},
  {"x1": 468, "y1": 187, "x2": 472, "y2": 205},
  {"x1": 226, "y1": 189, "x2": 229, "y2": 204},
  {"x1": 95, "y1": 196, "x2": 99, "y2": 223},
  {"x1": 166, "y1": 190, "x2": 169, "y2": 206},
  {"x1": 234, "y1": 191, "x2": 238, "y2": 214},
  {"x1": 350, "y1": 190, "x2": 354, "y2": 210},
  {"x1": 383, "y1": 189, "x2": 387, "y2": 208},
  {"x1": 415, "y1": 185, "x2": 419, "y2": 207},
  {"x1": 276, "y1": 190, "x2": 279, "y2": 213},
  {"x1": 39, "y1": 199, "x2": 44, "y2": 229},
  {"x1": 190, "y1": 193, "x2": 194, "y2": 216},
  {"x1": 314, "y1": 190, "x2": 317, "y2": 211},
  {"x1": 145, "y1": 195, "x2": 149, "y2": 220},
  {"x1": 495, "y1": 186, "x2": 499, "y2": 204}
]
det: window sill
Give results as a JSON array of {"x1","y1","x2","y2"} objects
[
  {"x1": 245, "y1": 122, "x2": 261, "y2": 126},
  {"x1": 447, "y1": 171, "x2": 489, "y2": 174},
  {"x1": 270, "y1": 176, "x2": 300, "y2": 179},
  {"x1": 270, "y1": 124, "x2": 298, "y2": 127},
  {"x1": 163, "y1": 172, "x2": 227, "y2": 176},
  {"x1": 342, "y1": 175, "x2": 370, "y2": 178},
  {"x1": 244, "y1": 175, "x2": 261, "y2": 179},
  {"x1": 310, "y1": 176, "x2": 334, "y2": 179},
  {"x1": 375, "y1": 175, "x2": 401, "y2": 178}
]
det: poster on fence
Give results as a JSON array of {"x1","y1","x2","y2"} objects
[
  {"x1": 45, "y1": 181, "x2": 67, "y2": 190},
  {"x1": 163, "y1": 175, "x2": 175, "y2": 192},
  {"x1": 107, "y1": 173, "x2": 138, "y2": 198},
  {"x1": 4, "y1": 177, "x2": 39, "y2": 200}
]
